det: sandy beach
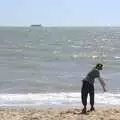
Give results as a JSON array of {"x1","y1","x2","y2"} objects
[{"x1": 0, "y1": 106, "x2": 120, "y2": 120}]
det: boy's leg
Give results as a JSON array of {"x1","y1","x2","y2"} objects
[
  {"x1": 89, "y1": 84, "x2": 95, "y2": 111},
  {"x1": 81, "y1": 81, "x2": 89, "y2": 113}
]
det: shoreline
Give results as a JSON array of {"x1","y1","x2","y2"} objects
[{"x1": 0, "y1": 105, "x2": 120, "y2": 120}]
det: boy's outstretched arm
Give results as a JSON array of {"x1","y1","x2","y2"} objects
[{"x1": 98, "y1": 77, "x2": 107, "y2": 92}]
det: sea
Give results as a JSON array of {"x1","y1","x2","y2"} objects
[{"x1": 0, "y1": 26, "x2": 120, "y2": 107}]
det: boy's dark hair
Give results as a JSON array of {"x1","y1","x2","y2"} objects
[{"x1": 95, "y1": 63, "x2": 103, "y2": 70}]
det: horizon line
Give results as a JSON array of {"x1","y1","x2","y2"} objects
[{"x1": 0, "y1": 25, "x2": 120, "y2": 27}]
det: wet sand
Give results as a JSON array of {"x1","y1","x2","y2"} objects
[{"x1": 0, "y1": 106, "x2": 120, "y2": 120}]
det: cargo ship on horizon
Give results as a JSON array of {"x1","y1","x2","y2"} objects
[{"x1": 30, "y1": 24, "x2": 42, "y2": 27}]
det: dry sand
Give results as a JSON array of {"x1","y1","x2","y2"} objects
[{"x1": 0, "y1": 106, "x2": 120, "y2": 120}]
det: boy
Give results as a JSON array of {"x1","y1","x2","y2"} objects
[{"x1": 81, "y1": 63, "x2": 106, "y2": 114}]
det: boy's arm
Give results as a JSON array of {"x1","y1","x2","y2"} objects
[{"x1": 98, "y1": 77, "x2": 107, "y2": 92}]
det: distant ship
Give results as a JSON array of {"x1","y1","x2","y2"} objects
[
  {"x1": 30, "y1": 24, "x2": 42, "y2": 27},
  {"x1": 26, "y1": 24, "x2": 45, "y2": 32}
]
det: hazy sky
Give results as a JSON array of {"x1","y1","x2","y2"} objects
[{"x1": 0, "y1": 0, "x2": 120, "y2": 26}]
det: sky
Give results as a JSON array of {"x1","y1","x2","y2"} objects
[{"x1": 0, "y1": 0, "x2": 120, "y2": 26}]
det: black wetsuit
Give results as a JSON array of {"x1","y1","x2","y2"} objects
[{"x1": 81, "y1": 68, "x2": 100, "y2": 106}]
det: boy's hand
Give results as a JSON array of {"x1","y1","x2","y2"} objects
[
  {"x1": 103, "y1": 87, "x2": 107, "y2": 92},
  {"x1": 98, "y1": 77, "x2": 107, "y2": 92}
]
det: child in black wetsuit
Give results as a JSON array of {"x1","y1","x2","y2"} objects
[{"x1": 81, "y1": 63, "x2": 106, "y2": 113}]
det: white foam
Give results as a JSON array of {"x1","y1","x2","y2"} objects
[
  {"x1": 71, "y1": 45, "x2": 81, "y2": 48},
  {"x1": 92, "y1": 55, "x2": 98, "y2": 59},
  {"x1": 114, "y1": 56, "x2": 120, "y2": 59},
  {"x1": 0, "y1": 92, "x2": 120, "y2": 106}
]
